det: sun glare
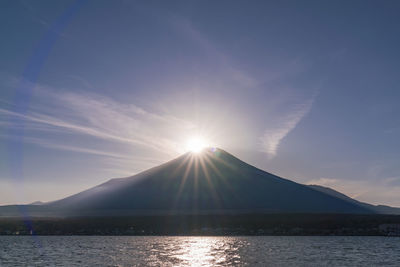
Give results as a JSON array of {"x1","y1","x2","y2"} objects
[{"x1": 185, "y1": 136, "x2": 209, "y2": 153}]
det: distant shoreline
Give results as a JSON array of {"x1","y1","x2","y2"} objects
[{"x1": 1, "y1": 214, "x2": 399, "y2": 236}]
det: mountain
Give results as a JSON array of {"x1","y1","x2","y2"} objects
[
  {"x1": 1, "y1": 148, "x2": 399, "y2": 217},
  {"x1": 308, "y1": 184, "x2": 400, "y2": 215}
]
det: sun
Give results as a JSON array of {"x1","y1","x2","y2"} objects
[{"x1": 185, "y1": 136, "x2": 209, "y2": 153}]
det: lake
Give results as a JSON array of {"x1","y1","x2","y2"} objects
[{"x1": 1, "y1": 236, "x2": 399, "y2": 266}]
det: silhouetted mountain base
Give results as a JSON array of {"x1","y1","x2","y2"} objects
[
  {"x1": 1, "y1": 148, "x2": 399, "y2": 217},
  {"x1": 1, "y1": 214, "x2": 400, "y2": 236}
]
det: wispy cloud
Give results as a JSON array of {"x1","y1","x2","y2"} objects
[
  {"x1": 0, "y1": 84, "x2": 198, "y2": 172},
  {"x1": 259, "y1": 94, "x2": 316, "y2": 158},
  {"x1": 22, "y1": 136, "x2": 129, "y2": 160},
  {"x1": 170, "y1": 17, "x2": 316, "y2": 161}
]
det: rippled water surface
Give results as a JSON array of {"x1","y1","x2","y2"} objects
[{"x1": 1, "y1": 236, "x2": 399, "y2": 266}]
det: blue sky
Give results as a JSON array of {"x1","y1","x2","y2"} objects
[{"x1": 1, "y1": 0, "x2": 400, "y2": 206}]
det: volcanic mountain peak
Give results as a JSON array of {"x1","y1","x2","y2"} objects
[
  {"x1": 45, "y1": 148, "x2": 375, "y2": 215},
  {"x1": 1, "y1": 148, "x2": 399, "y2": 216}
]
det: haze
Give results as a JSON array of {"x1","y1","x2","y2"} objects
[{"x1": 1, "y1": 0, "x2": 400, "y2": 206}]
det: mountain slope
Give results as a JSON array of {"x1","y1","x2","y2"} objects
[
  {"x1": 2, "y1": 148, "x2": 399, "y2": 217},
  {"x1": 308, "y1": 184, "x2": 400, "y2": 214},
  {"x1": 45, "y1": 148, "x2": 374, "y2": 215}
]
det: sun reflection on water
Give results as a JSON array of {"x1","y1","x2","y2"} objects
[{"x1": 168, "y1": 237, "x2": 243, "y2": 267}]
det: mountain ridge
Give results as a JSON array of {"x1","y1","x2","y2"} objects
[{"x1": 1, "y1": 148, "x2": 399, "y2": 216}]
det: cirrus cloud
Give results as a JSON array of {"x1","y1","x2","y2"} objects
[{"x1": 259, "y1": 94, "x2": 316, "y2": 158}]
